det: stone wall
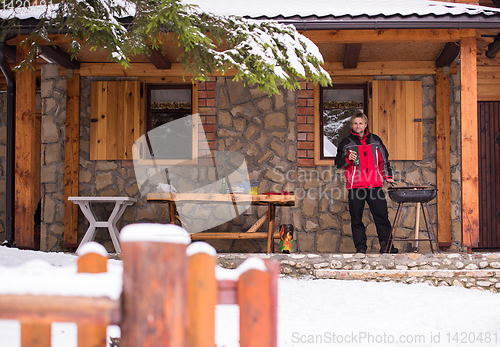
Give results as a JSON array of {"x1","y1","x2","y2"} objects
[
  {"x1": 218, "y1": 252, "x2": 500, "y2": 292},
  {"x1": 35, "y1": 71, "x2": 463, "y2": 253},
  {"x1": 40, "y1": 64, "x2": 67, "y2": 251}
]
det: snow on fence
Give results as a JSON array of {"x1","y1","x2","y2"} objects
[{"x1": 0, "y1": 224, "x2": 279, "y2": 347}]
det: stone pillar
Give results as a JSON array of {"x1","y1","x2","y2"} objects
[{"x1": 40, "y1": 64, "x2": 66, "y2": 251}]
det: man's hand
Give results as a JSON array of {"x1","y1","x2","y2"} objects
[
  {"x1": 386, "y1": 178, "x2": 396, "y2": 187},
  {"x1": 348, "y1": 151, "x2": 357, "y2": 162}
]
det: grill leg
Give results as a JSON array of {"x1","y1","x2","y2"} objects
[
  {"x1": 421, "y1": 203, "x2": 439, "y2": 253},
  {"x1": 387, "y1": 203, "x2": 403, "y2": 252}
]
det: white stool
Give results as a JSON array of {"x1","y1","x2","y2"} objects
[{"x1": 68, "y1": 196, "x2": 137, "y2": 253}]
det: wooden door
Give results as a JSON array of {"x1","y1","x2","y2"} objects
[{"x1": 477, "y1": 102, "x2": 500, "y2": 248}]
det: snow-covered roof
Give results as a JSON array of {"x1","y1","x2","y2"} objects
[
  {"x1": 188, "y1": 0, "x2": 500, "y2": 18},
  {"x1": 2, "y1": 0, "x2": 500, "y2": 30}
]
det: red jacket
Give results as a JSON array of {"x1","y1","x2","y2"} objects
[{"x1": 335, "y1": 130, "x2": 393, "y2": 190}]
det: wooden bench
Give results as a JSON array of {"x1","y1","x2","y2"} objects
[{"x1": 147, "y1": 193, "x2": 295, "y2": 253}]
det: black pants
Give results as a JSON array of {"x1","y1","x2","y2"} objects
[{"x1": 348, "y1": 188, "x2": 392, "y2": 252}]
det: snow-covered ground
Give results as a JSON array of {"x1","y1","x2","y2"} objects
[{"x1": 1, "y1": 246, "x2": 500, "y2": 347}]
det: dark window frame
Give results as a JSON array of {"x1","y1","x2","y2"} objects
[{"x1": 320, "y1": 84, "x2": 368, "y2": 160}]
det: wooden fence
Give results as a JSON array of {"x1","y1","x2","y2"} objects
[{"x1": 0, "y1": 225, "x2": 279, "y2": 347}]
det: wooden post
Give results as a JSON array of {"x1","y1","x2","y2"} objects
[
  {"x1": 238, "y1": 264, "x2": 273, "y2": 347},
  {"x1": 15, "y1": 36, "x2": 37, "y2": 249},
  {"x1": 267, "y1": 203, "x2": 276, "y2": 253},
  {"x1": 187, "y1": 243, "x2": 217, "y2": 347},
  {"x1": 460, "y1": 35, "x2": 479, "y2": 248},
  {"x1": 435, "y1": 68, "x2": 452, "y2": 247},
  {"x1": 20, "y1": 322, "x2": 51, "y2": 347},
  {"x1": 64, "y1": 71, "x2": 81, "y2": 249},
  {"x1": 120, "y1": 224, "x2": 191, "y2": 347},
  {"x1": 77, "y1": 243, "x2": 108, "y2": 347}
]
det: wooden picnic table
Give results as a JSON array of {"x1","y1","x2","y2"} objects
[{"x1": 147, "y1": 193, "x2": 295, "y2": 253}]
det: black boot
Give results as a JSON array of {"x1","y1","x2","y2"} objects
[{"x1": 379, "y1": 240, "x2": 398, "y2": 254}]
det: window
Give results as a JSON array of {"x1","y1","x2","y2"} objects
[
  {"x1": 312, "y1": 80, "x2": 423, "y2": 166},
  {"x1": 145, "y1": 84, "x2": 194, "y2": 160},
  {"x1": 320, "y1": 85, "x2": 367, "y2": 159},
  {"x1": 90, "y1": 81, "x2": 199, "y2": 163}
]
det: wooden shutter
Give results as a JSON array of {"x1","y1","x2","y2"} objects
[
  {"x1": 90, "y1": 81, "x2": 143, "y2": 160},
  {"x1": 370, "y1": 80, "x2": 423, "y2": 161}
]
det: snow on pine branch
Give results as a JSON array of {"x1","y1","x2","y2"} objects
[{"x1": 1, "y1": 0, "x2": 331, "y2": 94}]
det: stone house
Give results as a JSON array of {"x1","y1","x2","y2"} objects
[{"x1": 1, "y1": 0, "x2": 500, "y2": 253}]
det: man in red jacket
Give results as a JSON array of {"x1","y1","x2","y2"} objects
[{"x1": 335, "y1": 112, "x2": 398, "y2": 254}]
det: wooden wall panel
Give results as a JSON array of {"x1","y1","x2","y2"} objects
[
  {"x1": 435, "y1": 69, "x2": 452, "y2": 246},
  {"x1": 370, "y1": 80, "x2": 423, "y2": 161},
  {"x1": 477, "y1": 66, "x2": 500, "y2": 101},
  {"x1": 90, "y1": 81, "x2": 142, "y2": 160},
  {"x1": 15, "y1": 38, "x2": 36, "y2": 249},
  {"x1": 460, "y1": 36, "x2": 480, "y2": 248},
  {"x1": 64, "y1": 73, "x2": 80, "y2": 249}
]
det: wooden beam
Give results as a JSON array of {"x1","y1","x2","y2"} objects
[
  {"x1": 343, "y1": 43, "x2": 362, "y2": 69},
  {"x1": 148, "y1": 47, "x2": 171, "y2": 70},
  {"x1": 79, "y1": 62, "x2": 235, "y2": 77},
  {"x1": 0, "y1": 295, "x2": 120, "y2": 324},
  {"x1": 460, "y1": 36, "x2": 479, "y2": 248},
  {"x1": 40, "y1": 45, "x2": 80, "y2": 69},
  {"x1": 299, "y1": 29, "x2": 476, "y2": 44},
  {"x1": 323, "y1": 61, "x2": 437, "y2": 76},
  {"x1": 15, "y1": 37, "x2": 36, "y2": 249},
  {"x1": 436, "y1": 42, "x2": 460, "y2": 68},
  {"x1": 64, "y1": 72, "x2": 80, "y2": 249},
  {"x1": 3, "y1": 43, "x2": 16, "y2": 63},
  {"x1": 435, "y1": 68, "x2": 452, "y2": 246}
]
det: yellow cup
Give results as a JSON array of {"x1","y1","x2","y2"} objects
[{"x1": 250, "y1": 181, "x2": 258, "y2": 195}]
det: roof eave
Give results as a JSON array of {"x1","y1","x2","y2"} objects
[{"x1": 250, "y1": 14, "x2": 500, "y2": 30}]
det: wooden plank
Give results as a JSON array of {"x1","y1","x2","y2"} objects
[
  {"x1": 378, "y1": 81, "x2": 390, "y2": 148},
  {"x1": 395, "y1": 81, "x2": 406, "y2": 160},
  {"x1": 0, "y1": 295, "x2": 120, "y2": 324},
  {"x1": 435, "y1": 69, "x2": 452, "y2": 245},
  {"x1": 90, "y1": 81, "x2": 99, "y2": 160},
  {"x1": 79, "y1": 60, "x2": 437, "y2": 79},
  {"x1": 460, "y1": 36, "x2": 479, "y2": 248},
  {"x1": 21, "y1": 322, "x2": 50, "y2": 347},
  {"x1": 15, "y1": 37, "x2": 36, "y2": 249},
  {"x1": 495, "y1": 102, "x2": 500, "y2": 247},
  {"x1": 123, "y1": 81, "x2": 135, "y2": 160},
  {"x1": 387, "y1": 81, "x2": 397, "y2": 157},
  {"x1": 478, "y1": 84, "x2": 500, "y2": 101},
  {"x1": 300, "y1": 29, "x2": 475, "y2": 44},
  {"x1": 121, "y1": 238, "x2": 188, "y2": 347},
  {"x1": 370, "y1": 81, "x2": 379, "y2": 135},
  {"x1": 77, "y1": 251, "x2": 108, "y2": 347},
  {"x1": 371, "y1": 80, "x2": 422, "y2": 161},
  {"x1": 343, "y1": 43, "x2": 362, "y2": 69},
  {"x1": 147, "y1": 192, "x2": 295, "y2": 205},
  {"x1": 106, "y1": 81, "x2": 119, "y2": 160},
  {"x1": 90, "y1": 81, "x2": 108, "y2": 160},
  {"x1": 80, "y1": 62, "x2": 198, "y2": 77},
  {"x1": 238, "y1": 269, "x2": 273, "y2": 347},
  {"x1": 323, "y1": 61, "x2": 437, "y2": 76},
  {"x1": 436, "y1": 42, "x2": 460, "y2": 68},
  {"x1": 267, "y1": 203, "x2": 276, "y2": 253},
  {"x1": 115, "y1": 82, "x2": 126, "y2": 160},
  {"x1": 403, "y1": 81, "x2": 414, "y2": 159},
  {"x1": 413, "y1": 81, "x2": 423, "y2": 160},
  {"x1": 64, "y1": 73, "x2": 80, "y2": 249},
  {"x1": 190, "y1": 232, "x2": 280, "y2": 240},
  {"x1": 187, "y1": 252, "x2": 217, "y2": 347}
]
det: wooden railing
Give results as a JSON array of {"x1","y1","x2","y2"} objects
[{"x1": 0, "y1": 225, "x2": 279, "y2": 347}]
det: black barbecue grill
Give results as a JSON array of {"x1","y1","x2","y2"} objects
[{"x1": 387, "y1": 186, "x2": 439, "y2": 253}]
